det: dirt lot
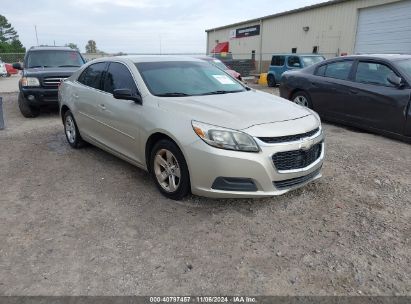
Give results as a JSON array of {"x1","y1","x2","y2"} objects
[{"x1": 0, "y1": 88, "x2": 410, "y2": 296}]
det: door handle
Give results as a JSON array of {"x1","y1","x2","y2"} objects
[
  {"x1": 311, "y1": 82, "x2": 318, "y2": 87},
  {"x1": 349, "y1": 89, "x2": 359, "y2": 95},
  {"x1": 73, "y1": 94, "x2": 79, "y2": 99},
  {"x1": 99, "y1": 104, "x2": 106, "y2": 110}
]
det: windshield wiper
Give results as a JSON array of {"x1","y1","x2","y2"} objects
[
  {"x1": 58, "y1": 65, "x2": 81, "y2": 67},
  {"x1": 200, "y1": 90, "x2": 243, "y2": 95},
  {"x1": 156, "y1": 92, "x2": 191, "y2": 97}
]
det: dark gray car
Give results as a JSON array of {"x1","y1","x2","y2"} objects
[{"x1": 280, "y1": 54, "x2": 411, "y2": 142}]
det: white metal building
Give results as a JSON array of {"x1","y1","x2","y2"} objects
[{"x1": 205, "y1": 0, "x2": 411, "y2": 71}]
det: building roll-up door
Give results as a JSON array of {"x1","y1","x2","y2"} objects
[{"x1": 354, "y1": 1, "x2": 411, "y2": 54}]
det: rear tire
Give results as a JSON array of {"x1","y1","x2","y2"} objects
[
  {"x1": 267, "y1": 74, "x2": 276, "y2": 87},
  {"x1": 63, "y1": 110, "x2": 84, "y2": 149},
  {"x1": 18, "y1": 93, "x2": 40, "y2": 118},
  {"x1": 291, "y1": 91, "x2": 313, "y2": 109},
  {"x1": 150, "y1": 139, "x2": 190, "y2": 200}
]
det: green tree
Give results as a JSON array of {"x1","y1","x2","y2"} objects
[
  {"x1": 65, "y1": 43, "x2": 79, "y2": 51},
  {"x1": 0, "y1": 15, "x2": 25, "y2": 55},
  {"x1": 85, "y1": 40, "x2": 97, "y2": 53},
  {"x1": 0, "y1": 14, "x2": 18, "y2": 43}
]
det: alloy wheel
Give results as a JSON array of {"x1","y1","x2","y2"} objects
[
  {"x1": 154, "y1": 149, "x2": 181, "y2": 193},
  {"x1": 65, "y1": 115, "x2": 76, "y2": 144},
  {"x1": 293, "y1": 95, "x2": 309, "y2": 107}
]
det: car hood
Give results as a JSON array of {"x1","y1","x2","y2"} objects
[
  {"x1": 157, "y1": 90, "x2": 312, "y2": 130},
  {"x1": 23, "y1": 67, "x2": 80, "y2": 77}
]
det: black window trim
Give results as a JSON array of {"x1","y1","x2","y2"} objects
[
  {"x1": 352, "y1": 59, "x2": 405, "y2": 88},
  {"x1": 76, "y1": 60, "x2": 142, "y2": 102}
]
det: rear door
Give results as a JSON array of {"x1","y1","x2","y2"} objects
[
  {"x1": 97, "y1": 61, "x2": 143, "y2": 164},
  {"x1": 344, "y1": 60, "x2": 409, "y2": 134},
  {"x1": 308, "y1": 60, "x2": 355, "y2": 119}
]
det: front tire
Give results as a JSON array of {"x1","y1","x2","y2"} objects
[
  {"x1": 267, "y1": 74, "x2": 276, "y2": 87},
  {"x1": 150, "y1": 139, "x2": 190, "y2": 200},
  {"x1": 63, "y1": 110, "x2": 84, "y2": 149},
  {"x1": 18, "y1": 93, "x2": 40, "y2": 118},
  {"x1": 291, "y1": 91, "x2": 313, "y2": 109}
]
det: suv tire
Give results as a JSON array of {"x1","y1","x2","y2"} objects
[
  {"x1": 18, "y1": 93, "x2": 40, "y2": 118},
  {"x1": 267, "y1": 74, "x2": 276, "y2": 87},
  {"x1": 63, "y1": 110, "x2": 84, "y2": 149},
  {"x1": 150, "y1": 139, "x2": 190, "y2": 200}
]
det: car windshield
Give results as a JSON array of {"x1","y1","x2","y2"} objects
[
  {"x1": 396, "y1": 59, "x2": 411, "y2": 78},
  {"x1": 135, "y1": 61, "x2": 245, "y2": 97},
  {"x1": 26, "y1": 51, "x2": 84, "y2": 68},
  {"x1": 301, "y1": 56, "x2": 325, "y2": 67}
]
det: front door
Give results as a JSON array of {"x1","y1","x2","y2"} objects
[
  {"x1": 97, "y1": 62, "x2": 143, "y2": 164},
  {"x1": 344, "y1": 61, "x2": 409, "y2": 135}
]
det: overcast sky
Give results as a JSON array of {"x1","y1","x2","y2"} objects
[{"x1": 3, "y1": 0, "x2": 326, "y2": 53}]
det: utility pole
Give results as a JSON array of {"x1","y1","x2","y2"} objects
[
  {"x1": 159, "y1": 34, "x2": 162, "y2": 54},
  {"x1": 34, "y1": 25, "x2": 39, "y2": 46}
]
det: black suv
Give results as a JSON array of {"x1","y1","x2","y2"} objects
[{"x1": 13, "y1": 46, "x2": 85, "y2": 117}]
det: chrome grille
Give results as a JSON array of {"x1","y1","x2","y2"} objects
[
  {"x1": 259, "y1": 128, "x2": 319, "y2": 144},
  {"x1": 272, "y1": 142, "x2": 322, "y2": 171},
  {"x1": 43, "y1": 77, "x2": 67, "y2": 87}
]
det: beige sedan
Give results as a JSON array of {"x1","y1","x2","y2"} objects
[{"x1": 58, "y1": 56, "x2": 324, "y2": 200}]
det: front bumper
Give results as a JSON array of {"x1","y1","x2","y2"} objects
[
  {"x1": 21, "y1": 87, "x2": 59, "y2": 105},
  {"x1": 185, "y1": 129, "x2": 325, "y2": 198}
]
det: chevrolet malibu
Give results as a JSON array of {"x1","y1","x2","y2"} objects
[{"x1": 59, "y1": 56, "x2": 325, "y2": 200}]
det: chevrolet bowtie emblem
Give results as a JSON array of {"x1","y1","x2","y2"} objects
[{"x1": 300, "y1": 138, "x2": 314, "y2": 151}]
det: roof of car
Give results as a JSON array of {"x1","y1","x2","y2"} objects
[
  {"x1": 271, "y1": 54, "x2": 325, "y2": 57},
  {"x1": 29, "y1": 46, "x2": 76, "y2": 52},
  {"x1": 336, "y1": 54, "x2": 411, "y2": 61},
  {"x1": 112, "y1": 55, "x2": 204, "y2": 63}
]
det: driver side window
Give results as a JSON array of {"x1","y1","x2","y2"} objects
[
  {"x1": 103, "y1": 62, "x2": 138, "y2": 95},
  {"x1": 355, "y1": 62, "x2": 397, "y2": 87}
]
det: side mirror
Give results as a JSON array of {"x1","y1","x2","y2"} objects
[
  {"x1": 12, "y1": 63, "x2": 23, "y2": 70},
  {"x1": 387, "y1": 74, "x2": 404, "y2": 88},
  {"x1": 293, "y1": 63, "x2": 301, "y2": 68},
  {"x1": 113, "y1": 89, "x2": 142, "y2": 103}
]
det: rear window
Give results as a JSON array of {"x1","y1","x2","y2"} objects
[
  {"x1": 26, "y1": 50, "x2": 84, "y2": 68},
  {"x1": 271, "y1": 56, "x2": 285, "y2": 66},
  {"x1": 324, "y1": 61, "x2": 353, "y2": 80}
]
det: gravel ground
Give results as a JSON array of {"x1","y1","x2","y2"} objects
[{"x1": 0, "y1": 90, "x2": 410, "y2": 296}]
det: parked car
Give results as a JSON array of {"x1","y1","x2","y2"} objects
[
  {"x1": 196, "y1": 56, "x2": 242, "y2": 80},
  {"x1": 267, "y1": 54, "x2": 325, "y2": 87},
  {"x1": 12, "y1": 46, "x2": 85, "y2": 117},
  {"x1": 0, "y1": 60, "x2": 7, "y2": 77},
  {"x1": 59, "y1": 56, "x2": 324, "y2": 200},
  {"x1": 280, "y1": 54, "x2": 411, "y2": 142},
  {"x1": 5, "y1": 63, "x2": 19, "y2": 76}
]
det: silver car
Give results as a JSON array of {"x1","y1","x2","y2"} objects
[{"x1": 59, "y1": 56, "x2": 324, "y2": 200}]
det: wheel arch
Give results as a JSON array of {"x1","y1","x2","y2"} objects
[
  {"x1": 145, "y1": 131, "x2": 188, "y2": 174},
  {"x1": 60, "y1": 104, "x2": 71, "y2": 123}
]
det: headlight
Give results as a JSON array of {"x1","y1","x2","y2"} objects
[
  {"x1": 192, "y1": 121, "x2": 260, "y2": 152},
  {"x1": 21, "y1": 77, "x2": 40, "y2": 87}
]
